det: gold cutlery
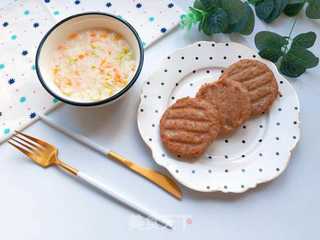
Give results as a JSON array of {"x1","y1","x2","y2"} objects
[
  {"x1": 40, "y1": 115, "x2": 182, "y2": 200},
  {"x1": 8, "y1": 131, "x2": 173, "y2": 228}
]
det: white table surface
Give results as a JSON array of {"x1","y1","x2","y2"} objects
[{"x1": 1, "y1": 1, "x2": 320, "y2": 239}]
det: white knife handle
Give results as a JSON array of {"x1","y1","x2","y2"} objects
[{"x1": 77, "y1": 171, "x2": 173, "y2": 229}]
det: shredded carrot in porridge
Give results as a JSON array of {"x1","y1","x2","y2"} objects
[{"x1": 51, "y1": 29, "x2": 136, "y2": 101}]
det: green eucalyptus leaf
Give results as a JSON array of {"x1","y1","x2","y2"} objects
[
  {"x1": 265, "y1": 0, "x2": 288, "y2": 23},
  {"x1": 287, "y1": 47, "x2": 319, "y2": 68},
  {"x1": 292, "y1": 31, "x2": 317, "y2": 48},
  {"x1": 259, "y1": 48, "x2": 283, "y2": 62},
  {"x1": 306, "y1": 0, "x2": 320, "y2": 18},
  {"x1": 203, "y1": 8, "x2": 229, "y2": 34},
  {"x1": 229, "y1": 3, "x2": 255, "y2": 35},
  {"x1": 283, "y1": 3, "x2": 305, "y2": 16},
  {"x1": 255, "y1": 31, "x2": 288, "y2": 50},
  {"x1": 280, "y1": 57, "x2": 306, "y2": 77},
  {"x1": 255, "y1": 0, "x2": 274, "y2": 20},
  {"x1": 194, "y1": 0, "x2": 219, "y2": 10},
  {"x1": 220, "y1": 0, "x2": 246, "y2": 24},
  {"x1": 199, "y1": 14, "x2": 208, "y2": 32}
]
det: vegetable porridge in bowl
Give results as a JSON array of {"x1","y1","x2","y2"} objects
[
  {"x1": 36, "y1": 13, "x2": 144, "y2": 107},
  {"x1": 52, "y1": 29, "x2": 136, "y2": 102}
]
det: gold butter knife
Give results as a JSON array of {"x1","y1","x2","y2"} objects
[{"x1": 40, "y1": 115, "x2": 182, "y2": 200}]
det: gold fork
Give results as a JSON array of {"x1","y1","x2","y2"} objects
[{"x1": 8, "y1": 131, "x2": 174, "y2": 228}]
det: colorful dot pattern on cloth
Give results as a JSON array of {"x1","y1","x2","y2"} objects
[{"x1": 0, "y1": 0, "x2": 183, "y2": 142}]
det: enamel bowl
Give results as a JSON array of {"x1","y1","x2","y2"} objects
[{"x1": 36, "y1": 12, "x2": 144, "y2": 107}]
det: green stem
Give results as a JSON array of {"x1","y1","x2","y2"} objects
[
  {"x1": 283, "y1": 18, "x2": 297, "y2": 54},
  {"x1": 288, "y1": 18, "x2": 297, "y2": 40}
]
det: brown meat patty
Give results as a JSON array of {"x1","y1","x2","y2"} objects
[
  {"x1": 219, "y1": 59, "x2": 278, "y2": 116},
  {"x1": 196, "y1": 81, "x2": 251, "y2": 136},
  {"x1": 160, "y1": 97, "x2": 221, "y2": 159}
]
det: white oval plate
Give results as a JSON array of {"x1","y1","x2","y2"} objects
[{"x1": 137, "y1": 41, "x2": 300, "y2": 193}]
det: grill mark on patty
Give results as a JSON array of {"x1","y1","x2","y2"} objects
[
  {"x1": 162, "y1": 119, "x2": 213, "y2": 132},
  {"x1": 226, "y1": 63, "x2": 253, "y2": 75},
  {"x1": 242, "y1": 73, "x2": 272, "y2": 91},
  {"x1": 162, "y1": 129, "x2": 212, "y2": 144},
  {"x1": 226, "y1": 67, "x2": 267, "y2": 83},
  {"x1": 166, "y1": 108, "x2": 212, "y2": 121},
  {"x1": 171, "y1": 104, "x2": 208, "y2": 111},
  {"x1": 250, "y1": 90, "x2": 271, "y2": 102}
]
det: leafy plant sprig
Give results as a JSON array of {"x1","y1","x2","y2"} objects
[
  {"x1": 255, "y1": 20, "x2": 319, "y2": 77},
  {"x1": 249, "y1": 0, "x2": 320, "y2": 23},
  {"x1": 284, "y1": 0, "x2": 320, "y2": 18},
  {"x1": 181, "y1": 0, "x2": 319, "y2": 78},
  {"x1": 180, "y1": 0, "x2": 255, "y2": 36}
]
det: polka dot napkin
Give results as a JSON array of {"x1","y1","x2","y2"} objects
[{"x1": 0, "y1": 0, "x2": 183, "y2": 143}]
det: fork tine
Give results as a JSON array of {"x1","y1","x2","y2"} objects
[
  {"x1": 9, "y1": 137, "x2": 37, "y2": 153},
  {"x1": 15, "y1": 130, "x2": 48, "y2": 147},
  {"x1": 8, "y1": 139, "x2": 35, "y2": 158},
  {"x1": 13, "y1": 134, "x2": 41, "y2": 149}
]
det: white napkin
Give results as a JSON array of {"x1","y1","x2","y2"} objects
[{"x1": 0, "y1": 0, "x2": 183, "y2": 143}]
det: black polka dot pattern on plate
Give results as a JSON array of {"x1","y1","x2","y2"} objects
[{"x1": 138, "y1": 40, "x2": 300, "y2": 193}]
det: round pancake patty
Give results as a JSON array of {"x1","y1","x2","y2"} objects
[
  {"x1": 219, "y1": 59, "x2": 278, "y2": 116},
  {"x1": 160, "y1": 97, "x2": 221, "y2": 159},
  {"x1": 196, "y1": 81, "x2": 251, "y2": 136}
]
